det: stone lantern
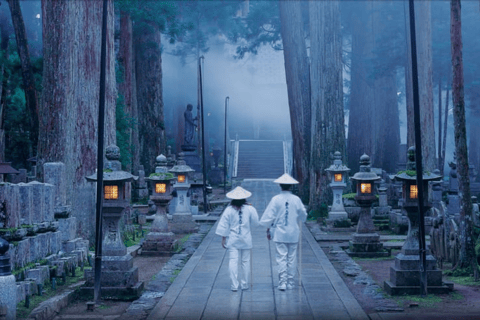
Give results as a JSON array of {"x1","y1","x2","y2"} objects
[
  {"x1": 84, "y1": 145, "x2": 143, "y2": 298},
  {"x1": 143, "y1": 155, "x2": 176, "y2": 255},
  {"x1": 325, "y1": 151, "x2": 350, "y2": 221},
  {"x1": 169, "y1": 158, "x2": 197, "y2": 233},
  {"x1": 347, "y1": 154, "x2": 389, "y2": 257},
  {"x1": 0, "y1": 237, "x2": 16, "y2": 319},
  {"x1": 384, "y1": 146, "x2": 449, "y2": 295}
]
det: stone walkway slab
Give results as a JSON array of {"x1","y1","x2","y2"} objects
[{"x1": 147, "y1": 180, "x2": 368, "y2": 320}]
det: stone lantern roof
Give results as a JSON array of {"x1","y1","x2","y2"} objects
[
  {"x1": 148, "y1": 154, "x2": 176, "y2": 181},
  {"x1": 395, "y1": 146, "x2": 441, "y2": 182},
  {"x1": 86, "y1": 145, "x2": 137, "y2": 182},
  {"x1": 325, "y1": 151, "x2": 350, "y2": 173},
  {"x1": 351, "y1": 154, "x2": 380, "y2": 182},
  {"x1": 0, "y1": 162, "x2": 19, "y2": 174},
  {"x1": 169, "y1": 158, "x2": 195, "y2": 174}
]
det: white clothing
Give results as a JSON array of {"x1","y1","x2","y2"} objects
[
  {"x1": 259, "y1": 191, "x2": 307, "y2": 243},
  {"x1": 228, "y1": 248, "x2": 250, "y2": 290},
  {"x1": 275, "y1": 242, "x2": 298, "y2": 286},
  {"x1": 216, "y1": 204, "x2": 259, "y2": 249}
]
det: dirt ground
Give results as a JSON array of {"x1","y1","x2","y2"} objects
[{"x1": 323, "y1": 246, "x2": 480, "y2": 319}]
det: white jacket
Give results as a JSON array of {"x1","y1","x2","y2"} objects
[
  {"x1": 216, "y1": 204, "x2": 259, "y2": 249},
  {"x1": 259, "y1": 191, "x2": 307, "y2": 243}
]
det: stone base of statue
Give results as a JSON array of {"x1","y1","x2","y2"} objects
[
  {"x1": 384, "y1": 253, "x2": 451, "y2": 295},
  {"x1": 142, "y1": 232, "x2": 176, "y2": 256},
  {"x1": 209, "y1": 167, "x2": 223, "y2": 186},
  {"x1": 170, "y1": 212, "x2": 198, "y2": 234},
  {"x1": 181, "y1": 150, "x2": 201, "y2": 173},
  {"x1": 346, "y1": 233, "x2": 390, "y2": 258},
  {"x1": 82, "y1": 255, "x2": 144, "y2": 300}
]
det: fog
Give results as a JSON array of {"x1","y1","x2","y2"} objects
[{"x1": 162, "y1": 37, "x2": 291, "y2": 153}]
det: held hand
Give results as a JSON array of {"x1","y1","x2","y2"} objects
[{"x1": 222, "y1": 237, "x2": 227, "y2": 249}]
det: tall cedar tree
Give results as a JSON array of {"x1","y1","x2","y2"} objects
[
  {"x1": 38, "y1": 0, "x2": 116, "y2": 239},
  {"x1": 405, "y1": 1, "x2": 436, "y2": 171},
  {"x1": 309, "y1": 0, "x2": 345, "y2": 209},
  {"x1": 6, "y1": 0, "x2": 38, "y2": 157},
  {"x1": 347, "y1": 1, "x2": 375, "y2": 173},
  {"x1": 278, "y1": 0, "x2": 311, "y2": 202},
  {"x1": 118, "y1": 12, "x2": 139, "y2": 173},
  {"x1": 0, "y1": 6, "x2": 9, "y2": 163},
  {"x1": 450, "y1": 0, "x2": 476, "y2": 272}
]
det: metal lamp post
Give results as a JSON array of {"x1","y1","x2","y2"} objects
[
  {"x1": 224, "y1": 96, "x2": 229, "y2": 194},
  {"x1": 198, "y1": 56, "x2": 208, "y2": 214}
]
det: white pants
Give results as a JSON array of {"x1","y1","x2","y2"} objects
[
  {"x1": 275, "y1": 242, "x2": 298, "y2": 285},
  {"x1": 228, "y1": 248, "x2": 250, "y2": 290}
]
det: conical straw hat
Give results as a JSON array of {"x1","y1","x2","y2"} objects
[
  {"x1": 273, "y1": 173, "x2": 299, "y2": 184},
  {"x1": 226, "y1": 186, "x2": 252, "y2": 200}
]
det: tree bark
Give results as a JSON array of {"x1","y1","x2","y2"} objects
[
  {"x1": 441, "y1": 86, "x2": 449, "y2": 176},
  {"x1": 279, "y1": 0, "x2": 311, "y2": 201},
  {"x1": 450, "y1": 0, "x2": 475, "y2": 270},
  {"x1": 119, "y1": 12, "x2": 139, "y2": 173},
  {"x1": 38, "y1": 0, "x2": 116, "y2": 239},
  {"x1": 7, "y1": 0, "x2": 38, "y2": 156},
  {"x1": 309, "y1": 0, "x2": 345, "y2": 209},
  {"x1": 406, "y1": 1, "x2": 436, "y2": 171},
  {"x1": 347, "y1": 0, "x2": 375, "y2": 172},
  {"x1": 134, "y1": 22, "x2": 166, "y2": 175},
  {"x1": 0, "y1": 10, "x2": 10, "y2": 163},
  {"x1": 438, "y1": 76, "x2": 442, "y2": 170},
  {"x1": 468, "y1": 98, "x2": 480, "y2": 176}
]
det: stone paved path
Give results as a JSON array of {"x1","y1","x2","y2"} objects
[{"x1": 147, "y1": 180, "x2": 368, "y2": 320}]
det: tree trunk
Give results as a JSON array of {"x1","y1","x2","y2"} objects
[
  {"x1": 309, "y1": 0, "x2": 345, "y2": 209},
  {"x1": 406, "y1": 1, "x2": 436, "y2": 170},
  {"x1": 438, "y1": 76, "x2": 442, "y2": 170},
  {"x1": 0, "y1": 10, "x2": 10, "y2": 163},
  {"x1": 119, "y1": 12, "x2": 139, "y2": 173},
  {"x1": 7, "y1": 0, "x2": 38, "y2": 156},
  {"x1": 441, "y1": 86, "x2": 449, "y2": 176},
  {"x1": 134, "y1": 22, "x2": 166, "y2": 175},
  {"x1": 347, "y1": 0, "x2": 375, "y2": 172},
  {"x1": 38, "y1": 0, "x2": 116, "y2": 239},
  {"x1": 468, "y1": 99, "x2": 480, "y2": 176},
  {"x1": 450, "y1": 0, "x2": 475, "y2": 271},
  {"x1": 279, "y1": 0, "x2": 311, "y2": 201},
  {"x1": 404, "y1": 2, "x2": 415, "y2": 148}
]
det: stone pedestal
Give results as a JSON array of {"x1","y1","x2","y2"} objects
[
  {"x1": 327, "y1": 185, "x2": 348, "y2": 222},
  {"x1": 347, "y1": 205, "x2": 389, "y2": 258},
  {"x1": 384, "y1": 207, "x2": 450, "y2": 295},
  {"x1": 170, "y1": 212, "x2": 197, "y2": 234},
  {"x1": 142, "y1": 195, "x2": 175, "y2": 256},
  {"x1": 181, "y1": 150, "x2": 201, "y2": 173}
]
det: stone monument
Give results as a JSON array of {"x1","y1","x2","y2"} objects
[
  {"x1": 0, "y1": 237, "x2": 16, "y2": 320},
  {"x1": 142, "y1": 155, "x2": 176, "y2": 255},
  {"x1": 84, "y1": 145, "x2": 143, "y2": 299},
  {"x1": 347, "y1": 154, "x2": 389, "y2": 258},
  {"x1": 384, "y1": 146, "x2": 450, "y2": 295},
  {"x1": 325, "y1": 151, "x2": 350, "y2": 222}
]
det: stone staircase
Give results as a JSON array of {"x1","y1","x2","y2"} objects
[{"x1": 235, "y1": 140, "x2": 285, "y2": 179}]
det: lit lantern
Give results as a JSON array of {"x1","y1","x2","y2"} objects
[
  {"x1": 85, "y1": 145, "x2": 137, "y2": 256},
  {"x1": 155, "y1": 183, "x2": 167, "y2": 194},
  {"x1": 409, "y1": 184, "x2": 418, "y2": 199},
  {"x1": 104, "y1": 185, "x2": 119, "y2": 200},
  {"x1": 351, "y1": 154, "x2": 380, "y2": 205},
  {"x1": 360, "y1": 182, "x2": 371, "y2": 194},
  {"x1": 177, "y1": 174, "x2": 186, "y2": 183},
  {"x1": 146, "y1": 154, "x2": 176, "y2": 235},
  {"x1": 325, "y1": 151, "x2": 350, "y2": 221}
]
